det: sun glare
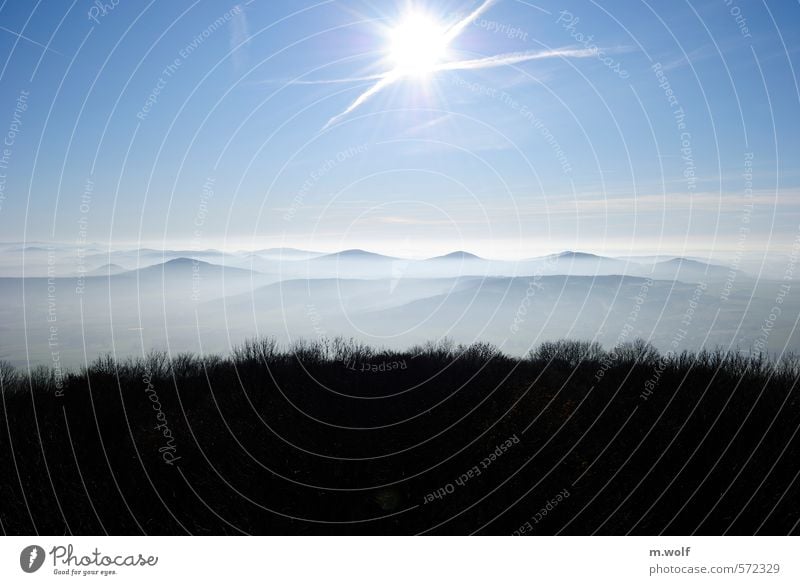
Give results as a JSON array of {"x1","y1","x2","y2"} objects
[{"x1": 389, "y1": 12, "x2": 448, "y2": 76}]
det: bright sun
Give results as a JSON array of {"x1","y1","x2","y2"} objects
[{"x1": 389, "y1": 12, "x2": 448, "y2": 76}]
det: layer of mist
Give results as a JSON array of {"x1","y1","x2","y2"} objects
[{"x1": 0, "y1": 243, "x2": 794, "y2": 367}]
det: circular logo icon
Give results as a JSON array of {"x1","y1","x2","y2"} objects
[{"x1": 20, "y1": 545, "x2": 45, "y2": 573}]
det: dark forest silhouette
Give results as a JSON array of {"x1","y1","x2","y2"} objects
[{"x1": 1, "y1": 338, "x2": 798, "y2": 535}]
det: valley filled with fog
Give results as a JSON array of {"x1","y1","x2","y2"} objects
[{"x1": 1, "y1": 243, "x2": 796, "y2": 368}]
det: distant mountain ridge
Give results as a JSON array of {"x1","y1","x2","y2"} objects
[
  {"x1": 87, "y1": 263, "x2": 127, "y2": 276},
  {"x1": 127, "y1": 250, "x2": 740, "y2": 282},
  {"x1": 0, "y1": 243, "x2": 743, "y2": 283},
  {"x1": 119, "y1": 257, "x2": 259, "y2": 278},
  {"x1": 426, "y1": 251, "x2": 484, "y2": 261},
  {"x1": 316, "y1": 249, "x2": 399, "y2": 261}
]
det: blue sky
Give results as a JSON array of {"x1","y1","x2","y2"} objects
[{"x1": 0, "y1": 0, "x2": 798, "y2": 259}]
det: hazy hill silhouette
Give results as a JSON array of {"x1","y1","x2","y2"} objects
[{"x1": 426, "y1": 251, "x2": 484, "y2": 261}]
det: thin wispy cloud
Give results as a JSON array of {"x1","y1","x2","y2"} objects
[
  {"x1": 230, "y1": 4, "x2": 250, "y2": 72},
  {"x1": 0, "y1": 25, "x2": 66, "y2": 56},
  {"x1": 399, "y1": 113, "x2": 454, "y2": 136},
  {"x1": 320, "y1": 0, "x2": 598, "y2": 130}
]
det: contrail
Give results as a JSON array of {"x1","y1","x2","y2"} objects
[
  {"x1": 322, "y1": 71, "x2": 400, "y2": 129},
  {"x1": 283, "y1": 48, "x2": 596, "y2": 88},
  {"x1": 321, "y1": 1, "x2": 596, "y2": 129},
  {"x1": 323, "y1": 1, "x2": 497, "y2": 129},
  {"x1": 443, "y1": 0, "x2": 498, "y2": 44},
  {"x1": 434, "y1": 48, "x2": 598, "y2": 71},
  {"x1": 322, "y1": 47, "x2": 597, "y2": 129}
]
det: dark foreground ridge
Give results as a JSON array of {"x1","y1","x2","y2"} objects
[{"x1": 1, "y1": 338, "x2": 799, "y2": 535}]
